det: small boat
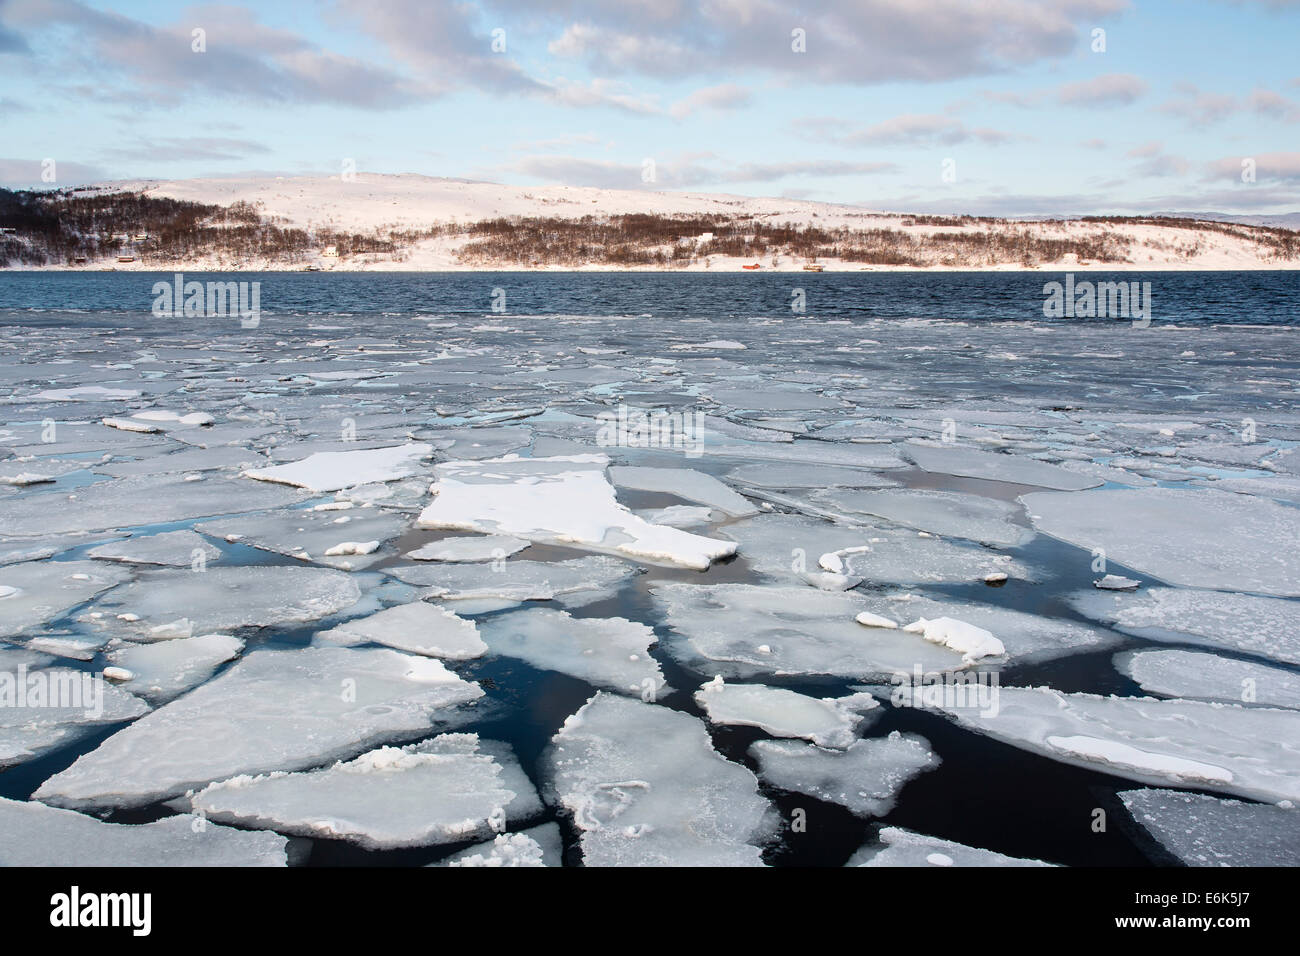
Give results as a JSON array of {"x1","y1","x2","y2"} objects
[
  {"x1": 742, "y1": 263, "x2": 761, "y2": 270},
  {"x1": 802, "y1": 264, "x2": 824, "y2": 272}
]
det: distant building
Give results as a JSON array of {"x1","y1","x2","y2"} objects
[
  {"x1": 697, "y1": 232, "x2": 714, "y2": 243},
  {"x1": 322, "y1": 245, "x2": 339, "y2": 258},
  {"x1": 116, "y1": 255, "x2": 135, "y2": 263},
  {"x1": 131, "y1": 234, "x2": 148, "y2": 241}
]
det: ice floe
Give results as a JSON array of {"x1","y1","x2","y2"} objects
[
  {"x1": 543, "y1": 692, "x2": 772, "y2": 866},
  {"x1": 1119, "y1": 789, "x2": 1300, "y2": 866},
  {"x1": 846, "y1": 827, "x2": 1054, "y2": 867},
  {"x1": 722, "y1": 512, "x2": 1036, "y2": 588},
  {"x1": 0, "y1": 474, "x2": 306, "y2": 537},
  {"x1": 0, "y1": 560, "x2": 130, "y2": 638},
  {"x1": 653, "y1": 583, "x2": 968, "y2": 679},
  {"x1": 87, "y1": 530, "x2": 222, "y2": 568},
  {"x1": 924, "y1": 685, "x2": 1300, "y2": 803},
  {"x1": 0, "y1": 665, "x2": 150, "y2": 768},
  {"x1": 105, "y1": 633, "x2": 245, "y2": 704},
  {"x1": 694, "y1": 677, "x2": 876, "y2": 748},
  {"x1": 1115, "y1": 649, "x2": 1299, "y2": 709},
  {"x1": 750, "y1": 731, "x2": 940, "y2": 817},
  {"x1": 244, "y1": 443, "x2": 433, "y2": 492},
  {"x1": 0, "y1": 797, "x2": 287, "y2": 866},
  {"x1": 80, "y1": 565, "x2": 361, "y2": 638},
  {"x1": 1070, "y1": 587, "x2": 1300, "y2": 666},
  {"x1": 1022, "y1": 487, "x2": 1300, "y2": 596},
  {"x1": 391, "y1": 555, "x2": 637, "y2": 606},
  {"x1": 314, "y1": 601, "x2": 487, "y2": 660},
  {"x1": 479, "y1": 608, "x2": 664, "y2": 696},
  {"x1": 608, "y1": 465, "x2": 757, "y2": 516},
  {"x1": 417, "y1": 454, "x2": 736, "y2": 570},
  {"x1": 190, "y1": 734, "x2": 536, "y2": 850},
  {"x1": 905, "y1": 441, "x2": 1102, "y2": 490},
  {"x1": 34, "y1": 646, "x2": 483, "y2": 808},
  {"x1": 823, "y1": 489, "x2": 1032, "y2": 547},
  {"x1": 405, "y1": 534, "x2": 531, "y2": 562}
]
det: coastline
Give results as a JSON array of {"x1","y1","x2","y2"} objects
[{"x1": 8, "y1": 260, "x2": 1300, "y2": 274}]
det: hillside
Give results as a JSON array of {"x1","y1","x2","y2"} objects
[{"x1": 1, "y1": 173, "x2": 1297, "y2": 271}]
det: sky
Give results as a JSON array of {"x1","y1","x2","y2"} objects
[{"x1": 0, "y1": 0, "x2": 1298, "y2": 216}]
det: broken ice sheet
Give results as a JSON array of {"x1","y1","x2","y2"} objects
[
  {"x1": 543, "y1": 692, "x2": 773, "y2": 866},
  {"x1": 722, "y1": 512, "x2": 1037, "y2": 588},
  {"x1": 93, "y1": 445, "x2": 270, "y2": 478},
  {"x1": 0, "y1": 458, "x2": 90, "y2": 485},
  {"x1": 905, "y1": 441, "x2": 1102, "y2": 490},
  {"x1": 0, "y1": 665, "x2": 150, "y2": 769},
  {"x1": 405, "y1": 534, "x2": 531, "y2": 562},
  {"x1": 750, "y1": 731, "x2": 940, "y2": 817},
  {"x1": 104, "y1": 633, "x2": 246, "y2": 704},
  {"x1": 1114, "y1": 649, "x2": 1299, "y2": 709},
  {"x1": 0, "y1": 797, "x2": 288, "y2": 867},
  {"x1": 243, "y1": 442, "x2": 434, "y2": 491},
  {"x1": 725, "y1": 462, "x2": 895, "y2": 490},
  {"x1": 196, "y1": 507, "x2": 405, "y2": 570},
  {"x1": 852, "y1": 593, "x2": 1115, "y2": 664},
  {"x1": 416, "y1": 455, "x2": 736, "y2": 570},
  {"x1": 80, "y1": 565, "x2": 361, "y2": 639},
  {"x1": 190, "y1": 734, "x2": 538, "y2": 851},
  {"x1": 1069, "y1": 587, "x2": 1300, "y2": 666},
  {"x1": 822, "y1": 488, "x2": 1033, "y2": 547},
  {"x1": 652, "y1": 582, "x2": 967, "y2": 680},
  {"x1": 694, "y1": 677, "x2": 877, "y2": 748},
  {"x1": 846, "y1": 826, "x2": 1055, "y2": 867},
  {"x1": 1119, "y1": 789, "x2": 1300, "y2": 867},
  {"x1": 3, "y1": 422, "x2": 170, "y2": 459},
  {"x1": 391, "y1": 555, "x2": 638, "y2": 606},
  {"x1": 637, "y1": 504, "x2": 716, "y2": 528},
  {"x1": 707, "y1": 439, "x2": 907, "y2": 470},
  {"x1": 314, "y1": 601, "x2": 487, "y2": 660},
  {"x1": 925, "y1": 686, "x2": 1300, "y2": 803},
  {"x1": 0, "y1": 474, "x2": 307, "y2": 537},
  {"x1": 608, "y1": 465, "x2": 758, "y2": 517},
  {"x1": 87, "y1": 530, "x2": 222, "y2": 567},
  {"x1": 35, "y1": 647, "x2": 484, "y2": 809},
  {"x1": 0, "y1": 560, "x2": 131, "y2": 639},
  {"x1": 479, "y1": 607, "x2": 665, "y2": 697},
  {"x1": 1022, "y1": 487, "x2": 1300, "y2": 597}
]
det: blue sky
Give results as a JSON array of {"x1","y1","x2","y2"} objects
[{"x1": 1, "y1": 0, "x2": 1298, "y2": 215}]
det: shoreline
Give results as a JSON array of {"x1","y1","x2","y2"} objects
[{"x1": 7, "y1": 261, "x2": 1300, "y2": 274}]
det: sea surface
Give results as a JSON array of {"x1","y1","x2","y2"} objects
[
  {"x1": 0, "y1": 269, "x2": 1297, "y2": 326},
  {"x1": 1, "y1": 270, "x2": 1297, "y2": 867}
]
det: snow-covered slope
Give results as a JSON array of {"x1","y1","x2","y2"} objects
[{"x1": 45, "y1": 172, "x2": 1300, "y2": 272}]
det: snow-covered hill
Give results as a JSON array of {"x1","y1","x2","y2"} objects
[{"x1": 29, "y1": 172, "x2": 1300, "y2": 272}]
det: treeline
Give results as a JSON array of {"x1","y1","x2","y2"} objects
[
  {"x1": 456, "y1": 214, "x2": 1135, "y2": 267},
  {"x1": 1079, "y1": 215, "x2": 1300, "y2": 258},
  {"x1": 0, "y1": 188, "x2": 415, "y2": 267}
]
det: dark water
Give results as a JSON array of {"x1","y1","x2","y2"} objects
[{"x1": 0, "y1": 269, "x2": 1297, "y2": 325}]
